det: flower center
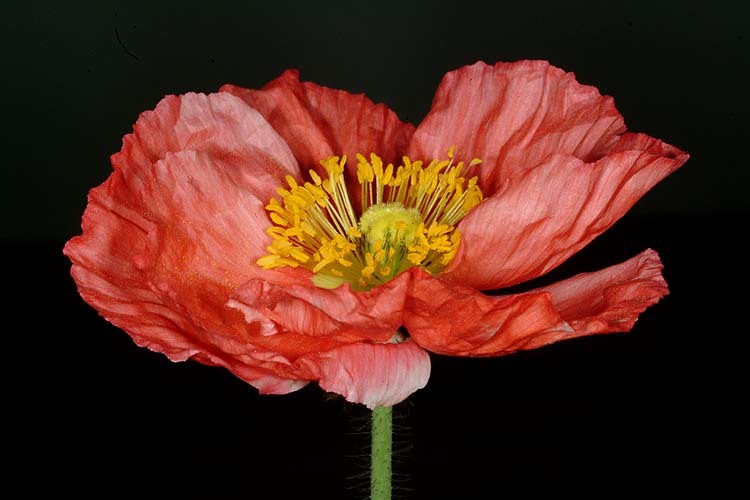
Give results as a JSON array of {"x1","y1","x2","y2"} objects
[
  {"x1": 358, "y1": 202, "x2": 422, "y2": 283},
  {"x1": 257, "y1": 147, "x2": 483, "y2": 290}
]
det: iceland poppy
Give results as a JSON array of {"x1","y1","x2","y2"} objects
[{"x1": 64, "y1": 60, "x2": 688, "y2": 409}]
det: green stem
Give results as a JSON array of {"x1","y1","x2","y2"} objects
[{"x1": 370, "y1": 406, "x2": 392, "y2": 500}]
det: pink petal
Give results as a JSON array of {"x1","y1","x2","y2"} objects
[
  {"x1": 227, "y1": 270, "x2": 413, "y2": 344},
  {"x1": 298, "y1": 340, "x2": 431, "y2": 409},
  {"x1": 114, "y1": 92, "x2": 300, "y2": 204},
  {"x1": 85, "y1": 91, "x2": 314, "y2": 310},
  {"x1": 405, "y1": 251, "x2": 669, "y2": 356},
  {"x1": 221, "y1": 70, "x2": 415, "y2": 178},
  {"x1": 133, "y1": 149, "x2": 297, "y2": 290},
  {"x1": 408, "y1": 60, "x2": 626, "y2": 193},
  {"x1": 443, "y1": 135, "x2": 688, "y2": 290}
]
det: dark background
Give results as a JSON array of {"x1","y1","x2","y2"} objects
[{"x1": 4, "y1": 0, "x2": 744, "y2": 497}]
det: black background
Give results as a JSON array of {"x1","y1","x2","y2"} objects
[{"x1": 4, "y1": 0, "x2": 744, "y2": 497}]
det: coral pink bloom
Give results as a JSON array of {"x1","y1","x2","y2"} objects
[{"x1": 65, "y1": 61, "x2": 688, "y2": 409}]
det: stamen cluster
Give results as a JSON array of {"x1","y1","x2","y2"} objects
[{"x1": 257, "y1": 148, "x2": 483, "y2": 290}]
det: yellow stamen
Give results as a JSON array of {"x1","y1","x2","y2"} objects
[{"x1": 257, "y1": 149, "x2": 483, "y2": 290}]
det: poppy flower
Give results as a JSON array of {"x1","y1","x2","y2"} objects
[{"x1": 64, "y1": 60, "x2": 688, "y2": 409}]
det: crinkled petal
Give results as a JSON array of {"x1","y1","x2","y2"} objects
[
  {"x1": 404, "y1": 270, "x2": 565, "y2": 356},
  {"x1": 64, "y1": 92, "x2": 317, "y2": 393},
  {"x1": 443, "y1": 134, "x2": 688, "y2": 290},
  {"x1": 114, "y1": 91, "x2": 300, "y2": 204},
  {"x1": 103, "y1": 91, "x2": 307, "y2": 287},
  {"x1": 405, "y1": 251, "x2": 669, "y2": 356},
  {"x1": 227, "y1": 270, "x2": 413, "y2": 343},
  {"x1": 297, "y1": 340, "x2": 431, "y2": 409},
  {"x1": 64, "y1": 195, "x2": 308, "y2": 395},
  {"x1": 65, "y1": 201, "x2": 201, "y2": 361},
  {"x1": 526, "y1": 248, "x2": 669, "y2": 348},
  {"x1": 138, "y1": 150, "x2": 285, "y2": 289},
  {"x1": 221, "y1": 70, "x2": 415, "y2": 181},
  {"x1": 407, "y1": 60, "x2": 626, "y2": 193},
  {"x1": 189, "y1": 352, "x2": 310, "y2": 395},
  {"x1": 96, "y1": 148, "x2": 309, "y2": 346}
]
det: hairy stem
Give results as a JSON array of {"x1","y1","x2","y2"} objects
[{"x1": 370, "y1": 406, "x2": 392, "y2": 500}]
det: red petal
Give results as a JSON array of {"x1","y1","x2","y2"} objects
[
  {"x1": 99, "y1": 148, "x2": 313, "y2": 342},
  {"x1": 221, "y1": 70, "x2": 415, "y2": 177},
  {"x1": 227, "y1": 270, "x2": 413, "y2": 344},
  {"x1": 190, "y1": 352, "x2": 310, "y2": 395},
  {"x1": 404, "y1": 270, "x2": 564, "y2": 356},
  {"x1": 64, "y1": 92, "x2": 318, "y2": 394},
  {"x1": 298, "y1": 340, "x2": 431, "y2": 409},
  {"x1": 408, "y1": 60, "x2": 626, "y2": 193},
  {"x1": 443, "y1": 136, "x2": 688, "y2": 290},
  {"x1": 65, "y1": 200, "x2": 201, "y2": 361},
  {"x1": 64, "y1": 193, "x2": 308, "y2": 395},
  {"x1": 527, "y1": 248, "x2": 669, "y2": 347},
  {"x1": 405, "y1": 252, "x2": 669, "y2": 356}
]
